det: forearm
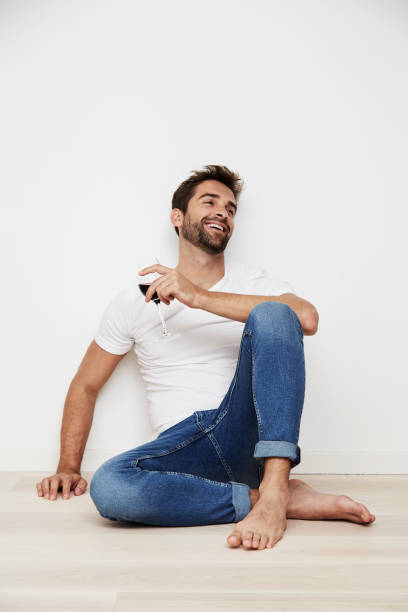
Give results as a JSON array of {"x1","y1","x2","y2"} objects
[
  {"x1": 194, "y1": 289, "x2": 316, "y2": 333},
  {"x1": 57, "y1": 382, "x2": 96, "y2": 472}
]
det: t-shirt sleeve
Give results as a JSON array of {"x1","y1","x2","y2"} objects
[
  {"x1": 94, "y1": 285, "x2": 136, "y2": 355},
  {"x1": 249, "y1": 269, "x2": 296, "y2": 296}
]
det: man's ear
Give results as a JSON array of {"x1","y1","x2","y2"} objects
[{"x1": 170, "y1": 208, "x2": 183, "y2": 231}]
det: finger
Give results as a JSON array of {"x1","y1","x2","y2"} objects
[
  {"x1": 145, "y1": 278, "x2": 162, "y2": 302},
  {"x1": 49, "y1": 477, "x2": 60, "y2": 500},
  {"x1": 62, "y1": 479, "x2": 71, "y2": 500},
  {"x1": 145, "y1": 282, "x2": 154, "y2": 302},
  {"x1": 139, "y1": 264, "x2": 171, "y2": 275},
  {"x1": 36, "y1": 482, "x2": 43, "y2": 497},
  {"x1": 42, "y1": 478, "x2": 50, "y2": 498},
  {"x1": 156, "y1": 280, "x2": 173, "y2": 305},
  {"x1": 74, "y1": 478, "x2": 88, "y2": 495},
  {"x1": 148, "y1": 278, "x2": 169, "y2": 303}
]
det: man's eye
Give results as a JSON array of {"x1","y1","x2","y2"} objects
[{"x1": 205, "y1": 201, "x2": 234, "y2": 215}]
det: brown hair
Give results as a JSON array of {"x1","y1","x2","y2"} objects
[{"x1": 171, "y1": 164, "x2": 244, "y2": 236}]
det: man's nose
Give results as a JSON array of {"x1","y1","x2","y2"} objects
[{"x1": 215, "y1": 210, "x2": 227, "y2": 219}]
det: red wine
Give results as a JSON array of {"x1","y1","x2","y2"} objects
[{"x1": 139, "y1": 283, "x2": 160, "y2": 303}]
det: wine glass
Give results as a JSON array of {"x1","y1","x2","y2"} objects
[{"x1": 137, "y1": 256, "x2": 178, "y2": 340}]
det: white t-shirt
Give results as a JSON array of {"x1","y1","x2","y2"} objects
[{"x1": 94, "y1": 260, "x2": 295, "y2": 441}]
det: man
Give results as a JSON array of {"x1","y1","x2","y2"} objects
[{"x1": 36, "y1": 165, "x2": 375, "y2": 550}]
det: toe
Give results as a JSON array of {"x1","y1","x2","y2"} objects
[
  {"x1": 258, "y1": 535, "x2": 268, "y2": 550},
  {"x1": 365, "y1": 511, "x2": 376, "y2": 523},
  {"x1": 227, "y1": 530, "x2": 241, "y2": 547},
  {"x1": 243, "y1": 531, "x2": 254, "y2": 548},
  {"x1": 359, "y1": 509, "x2": 369, "y2": 522},
  {"x1": 357, "y1": 502, "x2": 371, "y2": 522},
  {"x1": 252, "y1": 533, "x2": 262, "y2": 549}
]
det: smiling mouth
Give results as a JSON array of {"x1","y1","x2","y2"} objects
[{"x1": 204, "y1": 223, "x2": 227, "y2": 235}]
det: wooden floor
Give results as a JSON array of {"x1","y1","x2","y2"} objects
[{"x1": 1, "y1": 472, "x2": 407, "y2": 611}]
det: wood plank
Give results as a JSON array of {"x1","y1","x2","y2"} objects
[
  {"x1": 1, "y1": 559, "x2": 407, "y2": 592},
  {"x1": 1, "y1": 533, "x2": 408, "y2": 563},
  {"x1": 2, "y1": 473, "x2": 408, "y2": 610},
  {"x1": 114, "y1": 591, "x2": 408, "y2": 612}
]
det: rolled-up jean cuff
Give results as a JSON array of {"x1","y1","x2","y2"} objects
[
  {"x1": 230, "y1": 481, "x2": 251, "y2": 522},
  {"x1": 254, "y1": 440, "x2": 301, "y2": 468}
]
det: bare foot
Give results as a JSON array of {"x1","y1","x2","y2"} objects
[
  {"x1": 227, "y1": 479, "x2": 376, "y2": 550},
  {"x1": 227, "y1": 485, "x2": 289, "y2": 550},
  {"x1": 285, "y1": 478, "x2": 376, "y2": 524}
]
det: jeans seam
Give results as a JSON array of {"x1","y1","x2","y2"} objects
[
  {"x1": 131, "y1": 428, "x2": 208, "y2": 468},
  {"x1": 136, "y1": 468, "x2": 231, "y2": 487},
  {"x1": 195, "y1": 331, "x2": 254, "y2": 483},
  {"x1": 200, "y1": 330, "x2": 251, "y2": 434},
  {"x1": 194, "y1": 328, "x2": 259, "y2": 482},
  {"x1": 289, "y1": 307, "x2": 304, "y2": 345},
  {"x1": 242, "y1": 329, "x2": 252, "y2": 356},
  {"x1": 206, "y1": 431, "x2": 235, "y2": 481},
  {"x1": 249, "y1": 333, "x2": 265, "y2": 438},
  {"x1": 195, "y1": 412, "x2": 207, "y2": 432}
]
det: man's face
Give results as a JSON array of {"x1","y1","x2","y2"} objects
[{"x1": 177, "y1": 180, "x2": 237, "y2": 254}]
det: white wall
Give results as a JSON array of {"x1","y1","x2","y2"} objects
[{"x1": 1, "y1": 0, "x2": 407, "y2": 473}]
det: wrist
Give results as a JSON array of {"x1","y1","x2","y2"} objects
[
  {"x1": 57, "y1": 463, "x2": 81, "y2": 474},
  {"x1": 193, "y1": 287, "x2": 208, "y2": 309}
]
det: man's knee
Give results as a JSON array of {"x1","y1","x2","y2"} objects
[
  {"x1": 89, "y1": 464, "x2": 114, "y2": 516},
  {"x1": 90, "y1": 463, "x2": 151, "y2": 523},
  {"x1": 89, "y1": 462, "x2": 131, "y2": 519},
  {"x1": 248, "y1": 301, "x2": 293, "y2": 324},
  {"x1": 247, "y1": 301, "x2": 302, "y2": 338}
]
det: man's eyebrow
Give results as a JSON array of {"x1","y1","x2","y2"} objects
[{"x1": 198, "y1": 193, "x2": 237, "y2": 210}]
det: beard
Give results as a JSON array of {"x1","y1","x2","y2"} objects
[{"x1": 180, "y1": 214, "x2": 230, "y2": 254}]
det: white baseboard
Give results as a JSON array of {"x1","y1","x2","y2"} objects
[
  {"x1": 291, "y1": 450, "x2": 408, "y2": 474},
  {"x1": 1, "y1": 448, "x2": 408, "y2": 474}
]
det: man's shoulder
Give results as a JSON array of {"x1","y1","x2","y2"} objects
[
  {"x1": 112, "y1": 280, "x2": 140, "y2": 302},
  {"x1": 100, "y1": 280, "x2": 143, "y2": 316},
  {"x1": 227, "y1": 260, "x2": 294, "y2": 294},
  {"x1": 228, "y1": 260, "x2": 267, "y2": 279}
]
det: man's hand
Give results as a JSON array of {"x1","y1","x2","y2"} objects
[
  {"x1": 36, "y1": 470, "x2": 88, "y2": 500},
  {"x1": 139, "y1": 264, "x2": 203, "y2": 308}
]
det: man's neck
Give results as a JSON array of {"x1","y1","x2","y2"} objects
[{"x1": 176, "y1": 244, "x2": 225, "y2": 291}]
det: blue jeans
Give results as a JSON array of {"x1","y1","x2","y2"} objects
[{"x1": 90, "y1": 302, "x2": 305, "y2": 526}]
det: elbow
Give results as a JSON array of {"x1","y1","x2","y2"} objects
[{"x1": 302, "y1": 309, "x2": 319, "y2": 336}]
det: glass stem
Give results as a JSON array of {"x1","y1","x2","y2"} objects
[{"x1": 154, "y1": 302, "x2": 169, "y2": 336}]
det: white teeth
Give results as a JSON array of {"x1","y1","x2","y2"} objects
[{"x1": 208, "y1": 223, "x2": 224, "y2": 231}]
